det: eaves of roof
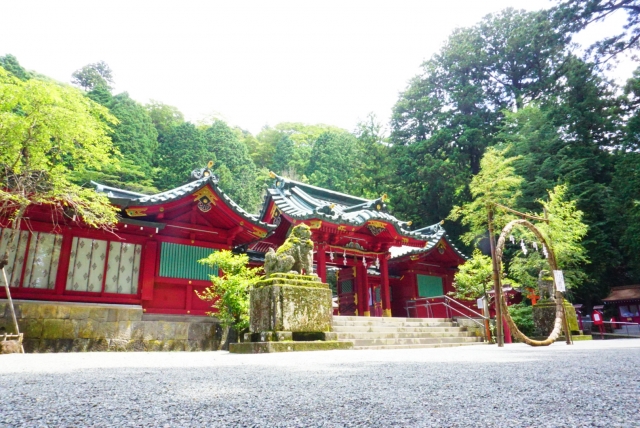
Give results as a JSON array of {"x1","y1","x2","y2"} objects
[
  {"x1": 93, "y1": 177, "x2": 276, "y2": 231},
  {"x1": 268, "y1": 182, "x2": 451, "y2": 242},
  {"x1": 389, "y1": 231, "x2": 468, "y2": 261}
]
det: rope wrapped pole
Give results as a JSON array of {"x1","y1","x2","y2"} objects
[
  {"x1": 495, "y1": 219, "x2": 567, "y2": 346},
  {"x1": 487, "y1": 206, "x2": 504, "y2": 347}
]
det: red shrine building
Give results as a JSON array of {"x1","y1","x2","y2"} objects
[
  {"x1": 0, "y1": 168, "x2": 469, "y2": 320},
  {"x1": 254, "y1": 173, "x2": 468, "y2": 318}
]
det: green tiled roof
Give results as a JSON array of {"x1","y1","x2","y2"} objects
[
  {"x1": 388, "y1": 224, "x2": 468, "y2": 261},
  {"x1": 261, "y1": 174, "x2": 462, "y2": 246},
  {"x1": 92, "y1": 178, "x2": 276, "y2": 231}
]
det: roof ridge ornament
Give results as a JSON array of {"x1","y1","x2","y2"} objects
[{"x1": 190, "y1": 161, "x2": 218, "y2": 182}]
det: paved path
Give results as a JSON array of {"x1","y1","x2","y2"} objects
[{"x1": 1, "y1": 340, "x2": 639, "y2": 427}]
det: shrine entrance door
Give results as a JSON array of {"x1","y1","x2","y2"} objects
[
  {"x1": 369, "y1": 280, "x2": 383, "y2": 317},
  {"x1": 337, "y1": 267, "x2": 357, "y2": 316}
]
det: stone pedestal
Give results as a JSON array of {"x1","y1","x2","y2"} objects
[
  {"x1": 533, "y1": 299, "x2": 579, "y2": 336},
  {"x1": 230, "y1": 273, "x2": 352, "y2": 353}
]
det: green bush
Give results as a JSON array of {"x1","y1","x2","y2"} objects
[{"x1": 508, "y1": 303, "x2": 535, "y2": 337}]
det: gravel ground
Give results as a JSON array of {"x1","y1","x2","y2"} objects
[{"x1": 1, "y1": 340, "x2": 639, "y2": 428}]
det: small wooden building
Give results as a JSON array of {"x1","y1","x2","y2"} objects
[{"x1": 603, "y1": 285, "x2": 640, "y2": 324}]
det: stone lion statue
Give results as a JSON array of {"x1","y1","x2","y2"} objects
[
  {"x1": 264, "y1": 224, "x2": 314, "y2": 277},
  {"x1": 537, "y1": 270, "x2": 555, "y2": 302}
]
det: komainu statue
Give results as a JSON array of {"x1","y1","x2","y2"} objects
[
  {"x1": 537, "y1": 270, "x2": 555, "y2": 302},
  {"x1": 264, "y1": 224, "x2": 314, "y2": 277}
]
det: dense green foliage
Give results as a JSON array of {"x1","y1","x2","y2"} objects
[
  {"x1": 507, "y1": 303, "x2": 535, "y2": 337},
  {"x1": 0, "y1": 66, "x2": 118, "y2": 230},
  {"x1": 196, "y1": 251, "x2": 262, "y2": 336},
  {"x1": 451, "y1": 250, "x2": 495, "y2": 301},
  {"x1": 1, "y1": 0, "x2": 638, "y2": 307}
]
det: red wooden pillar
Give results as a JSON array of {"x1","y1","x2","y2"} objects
[
  {"x1": 141, "y1": 241, "x2": 157, "y2": 301},
  {"x1": 316, "y1": 243, "x2": 327, "y2": 283},
  {"x1": 54, "y1": 233, "x2": 74, "y2": 295},
  {"x1": 380, "y1": 253, "x2": 391, "y2": 317},
  {"x1": 358, "y1": 264, "x2": 370, "y2": 317}
]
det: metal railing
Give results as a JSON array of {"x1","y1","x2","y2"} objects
[
  {"x1": 583, "y1": 320, "x2": 640, "y2": 338},
  {"x1": 405, "y1": 295, "x2": 488, "y2": 333}
]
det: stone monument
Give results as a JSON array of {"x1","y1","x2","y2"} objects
[
  {"x1": 532, "y1": 270, "x2": 590, "y2": 341},
  {"x1": 229, "y1": 224, "x2": 352, "y2": 353}
]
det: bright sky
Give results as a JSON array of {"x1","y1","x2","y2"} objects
[{"x1": 1, "y1": 0, "x2": 634, "y2": 135}]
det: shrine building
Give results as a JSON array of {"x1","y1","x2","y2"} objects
[
  {"x1": 0, "y1": 167, "x2": 475, "y2": 351},
  {"x1": 254, "y1": 173, "x2": 470, "y2": 318}
]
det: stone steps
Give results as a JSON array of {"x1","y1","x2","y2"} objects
[
  {"x1": 352, "y1": 342, "x2": 487, "y2": 350},
  {"x1": 333, "y1": 331, "x2": 475, "y2": 339},
  {"x1": 332, "y1": 326, "x2": 467, "y2": 333},
  {"x1": 332, "y1": 315, "x2": 485, "y2": 350}
]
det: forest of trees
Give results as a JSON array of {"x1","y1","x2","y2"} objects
[{"x1": 1, "y1": 0, "x2": 639, "y2": 306}]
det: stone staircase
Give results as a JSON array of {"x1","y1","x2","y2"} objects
[{"x1": 332, "y1": 316, "x2": 485, "y2": 350}]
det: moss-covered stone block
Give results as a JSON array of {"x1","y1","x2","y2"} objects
[
  {"x1": 18, "y1": 303, "x2": 45, "y2": 319},
  {"x1": 18, "y1": 319, "x2": 43, "y2": 338},
  {"x1": 74, "y1": 319, "x2": 101, "y2": 339},
  {"x1": 188, "y1": 323, "x2": 215, "y2": 341},
  {"x1": 72, "y1": 339, "x2": 90, "y2": 352},
  {"x1": 533, "y1": 299, "x2": 579, "y2": 336},
  {"x1": 255, "y1": 273, "x2": 328, "y2": 289},
  {"x1": 174, "y1": 323, "x2": 189, "y2": 340},
  {"x1": 22, "y1": 339, "x2": 39, "y2": 353},
  {"x1": 56, "y1": 305, "x2": 71, "y2": 320},
  {"x1": 108, "y1": 339, "x2": 129, "y2": 352},
  {"x1": 89, "y1": 308, "x2": 109, "y2": 322},
  {"x1": 130, "y1": 321, "x2": 145, "y2": 340},
  {"x1": 69, "y1": 306, "x2": 92, "y2": 320},
  {"x1": 86, "y1": 339, "x2": 109, "y2": 352},
  {"x1": 125, "y1": 340, "x2": 147, "y2": 352},
  {"x1": 250, "y1": 284, "x2": 332, "y2": 333},
  {"x1": 115, "y1": 321, "x2": 132, "y2": 340},
  {"x1": 42, "y1": 319, "x2": 74, "y2": 339},
  {"x1": 146, "y1": 340, "x2": 164, "y2": 352}
]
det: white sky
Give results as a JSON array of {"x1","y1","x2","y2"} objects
[{"x1": 1, "y1": 0, "x2": 635, "y2": 135}]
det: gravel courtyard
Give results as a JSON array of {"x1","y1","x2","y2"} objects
[{"x1": 1, "y1": 340, "x2": 639, "y2": 428}]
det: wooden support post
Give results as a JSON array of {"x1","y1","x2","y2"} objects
[
  {"x1": 358, "y1": 264, "x2": 370, "y2": 317},
  {"x1": 316, "y1": 243, "x2": 327, "y2": 283},
  {"x1": 2, "y1": 267, "x2": 24, "y2": 353},
  {"x1": 380, "y1": 253, "x2": 391, "y2": 317},
  {"x1": 488, "y1": 206, "x2": 504, "y2": 347}
]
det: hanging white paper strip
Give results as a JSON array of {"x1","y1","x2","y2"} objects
[{"x1": 553, "y1": 270, "x2": 566, "y2": 292}]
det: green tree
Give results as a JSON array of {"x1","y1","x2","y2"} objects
[
  {"x1": 306, "y1": 131, "x2": 364, "y2": 195},
  {"x1": 106, "y1": 93, "x2": 159, "y2": 179},
  {"x1": 203, "y1": 120, "x2": 262, "y2": 212},
  {"x1": 553, "y1": 0, "x2": 640, "y2": 61},
  {"x1": 71, "y1": 61, "x2": 114, "y2": 91},
  {"x1": 155, "y1": 122, "x2": 212, "y2": 190},
  {"x1": 452, "y1": 250, "x2": 494, "y2": 301},
  {"x1": 254, "y1": 122, "x2": 349, "y2": 179},
  {"x1": 506, "y1": 185, "x2": 589, "y2": 292},
  {"x1": 196, "y1": 250, "x2": 262, "y2": 339},
  {"x1": 0, "y1": 66, "x2": 118, "y2": 235},
  {"x1": 353, "y1": 113, "x2": 393, "y2": 199},
  {"x1": 390, "y1": 9, "x2": 569, "y2": 241},
  {"x1": 0, "y1": 55, "x2": 30, "y2": 81},
  {"x1": 448, "y1": 146, "x2": 523, "y2": 245},
  {"x1": 145, "y1": 100, "x2": 184, "y2": 146},
  {"x1": 270, "y1": 135, "x2": 295, "y2": 175}
]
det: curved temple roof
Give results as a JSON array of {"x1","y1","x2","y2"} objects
[
  {"x1": 92, "y1": 177, "x2": 275, "y2": 232},
  {"x1": 261, "y1": 173, "x2": 465, "y2": 254}
]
